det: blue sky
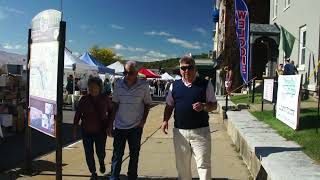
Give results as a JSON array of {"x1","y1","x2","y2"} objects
[{"x1": 0, "y1": 0, "x2": 214, "y2": 61}]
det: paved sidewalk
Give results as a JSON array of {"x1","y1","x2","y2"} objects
[{"x1": 3, "y1": 104, "x2": 250, "y2": 180}]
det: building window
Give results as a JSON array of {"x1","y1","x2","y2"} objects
[
  {"x1": 273, "y1": 0, "x2": 278, "y2": 19},
  {"x1": 285, "y1": 0, "x2": 291, "y2": 9},
  {"x1": 299, "y1": 26, "x2": 307, "y2": 65}
]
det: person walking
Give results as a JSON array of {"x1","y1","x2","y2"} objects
[
  {"x1": 291, "y1": 60, "x2": 299, "y2": 74},
  {"x1": 276, "y1": 64, "x2": 284, "y2": 77},
  {"x1": 108, "y1": 61, "x2": 152, "y2": 180},
  {"x1": 224, "y1": 65, "x2": 233, "y2": 94},
  {"x1": 283, "y1": 58, "x2": 295, "y2": 75},
  {"x1": 73, "y1": 77, "x2": 112, "y2": 179},
  {"x1": 79, "y1": 74, "x2": 88, "y2": 95},
  {"x1": 102, "y1": 78, "x2": 112, "y2": 96},
  {"x1": 66, "y1": 74, "x2": 74, "y2": 94},
  {"x1": 161, "y1": 55, "x2": 217, "y2": 180}
]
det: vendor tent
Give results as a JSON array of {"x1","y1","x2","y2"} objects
[
  {"x1": 138, "y1": 68, "x2": 161, "y2": 78},
  {"x1": 138, "y1": 72, "x2": 146, "y2": 78},
  {"x1": 174, "y1": 75, "x2": 182, "y2": 80},
  {"x1": 64, "y1": 49, "x2": 98, "y2": 72},
  {"x1": 80, "y1": 52, "x2": 115, "y2": 74},
  {"x1": 161, "y1": 72, "x2": 174, "y2": 80},
  {"x1": 0, "y1": 50, "x2": 26, "y2": 65},
  {"x1": 107, "y1": 61, "x2": 124, "y2": 74}
]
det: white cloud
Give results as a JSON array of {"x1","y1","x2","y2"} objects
[
  {"x1": 112, "y1": 43, "x2": 146, "y2": 52},
  {"x1": 110, "y1": 24, "x2": 124, "y2": 30},
  {"x1": 201, "y1": 42, "x2": 209, "y2": 47},
  {"x1": 1, "y1": 43, "x2": 25, "y2": 50},
  {"x1": 79, "y1": 24, "x2": 96, "y2": 35},
  {"x1": 146, "y1": 50, "x2": 167, "y2": 58},
  {"x1": 88, "y1": 30, "x2": 96, "y2": 35},
  {"x1": 144, "y1": 31, "x2": 171, "y2": 36},
  {"x1": 193, "y1": 27, "x2": 207, "y2": 35},
  {"x1": 113, "y1": 44, "x2": 125, "y2": 50},
  {"x1": 3, "y1": 6, "x2": 24, "y2": 14},
  {"x1": 0, "y1": 10, "x2": 6, "y2": 20},
  {"x1": 80, "y1": 24, "x2": 90, "y2": 30},
  {"x1": 68, "y1": 40, "x2": 73, "y2": 43},
  {"x1": 128, "y1": 55, "x2": 158, "y2": 62},
  {"x1": 116, "y1": 53, "x2": 123, "y2": 57},
  {"x1": 0, "y1": 6, "x2": 24, "y2": 20},
  {"x1": 167, "y1": 38, "x2": 201, "y2": 49},
  {"x1": 72, "y1": 52, "x2": 80, "y2": 57},
  {"x1": 127, "y1": 47, "x2": 146, "y2": 52},
  {"x1": 126, "y1": 51, "x2": 171, "y2": 62}
]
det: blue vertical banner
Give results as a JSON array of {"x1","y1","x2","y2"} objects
[{"x1": 235, "y1": 0, "x2": 250, "y2": 83}]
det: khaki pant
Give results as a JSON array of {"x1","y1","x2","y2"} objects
[{"x1": 173, "y1": 126, "x2": 211, "y2": 180}]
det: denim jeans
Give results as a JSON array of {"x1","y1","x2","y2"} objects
[
  {"x1": 82, "y1": 131, "x2": 107, "y2": 174},
  {"x1": 110, "y1": 127, "x2": 143, "y2": 180}
]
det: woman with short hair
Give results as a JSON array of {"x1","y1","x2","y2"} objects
[{"x1": 73, "y1": 76, "x2": 112, "y2": 179}]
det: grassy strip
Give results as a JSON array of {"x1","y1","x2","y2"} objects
[
  {"x1": 230, "y1": 93, "x2": 262, "y2": 104},
  {"x1": 251, "y1": 109, "x2": 320, "y2": 163},
  {"x1": 230, "y1": 93, "x2": 315, "y2": 105}
]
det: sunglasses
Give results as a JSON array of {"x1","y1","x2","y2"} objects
[
  {"x1": 123, "y1": 71, "x2": 136, "y2": 76},
  {"x1": 180, "y1": 65, "x2": 194, "y2": 71}
]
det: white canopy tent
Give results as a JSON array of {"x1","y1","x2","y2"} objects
[
  {"x1": 63, "y1": 49, "x2": 99, "y2": 91},
  {"x1": 64, "y1": 49, "x2": 98, "y2": 72},
  {"x1": 0, "y1": 50, "x2": 27, "y2": 74},
  {"x1": 161, "y1": 72, "x2": 174, "y2": 80},
  {"x1": 174, "y1": 75, "x2": 182, "y2": 80},
  {"x1": 0, "y1": 50, "x2": 26, "y2": 66},
  {"x1": 107, "y1": 61, "x2": 124, "y2": 74}
]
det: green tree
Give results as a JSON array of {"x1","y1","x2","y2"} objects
[{"x1": 89, "y1": 45, "x2": 117, "y2": 65}]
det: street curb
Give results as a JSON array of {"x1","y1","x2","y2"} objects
[{"x1": 216, "y1": 96, "x2": 320, "y2": 180}]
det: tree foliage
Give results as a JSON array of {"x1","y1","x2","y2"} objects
[
  {"x1": 88, "y1": 45, "x2": 209, "y2": 72},
  {"x1": 89, "y1": 45, "x2": 120, "y2": 65},
  {"x1": 139, "y1": 58, "x2": 180, "y2": 69}
]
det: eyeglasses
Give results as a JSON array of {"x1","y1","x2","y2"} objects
[
  {"x1": 123, "y1": 71, "x2": 136, "y2": 76},
  {"x1": 180, "y1": 65, "x2": 194, "y2": 71}
]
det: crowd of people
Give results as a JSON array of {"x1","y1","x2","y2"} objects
[
  {"x1": 73, "y1": 56, "x2": 217, "y2": 180},
  {"x1": 66, "y1": 74, "x2": 116, "y2": 97},
  {"x1": 148, "y1": 79, "x2": 172, "y2": 97},
  {"x1": 65, "y1": 73, "x2": 173, "y2": 98}
]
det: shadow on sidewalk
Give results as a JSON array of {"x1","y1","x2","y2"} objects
[
  {"x1": 3, "y1": 160, "x2": 68, "y2": 179},
  {"x1": 136, "y1": 178, "x2": 228, "y2": 180},
  {"x1": 105, "y1": 175, "x2": 229, "y2": 180},
  {"x1": 255, "y1": 146, "x2": 302, "y2": 158},
  {"x1": 0, "y1": 123, "x2": 82, "y2": 173},
  {"x1": 1, "y1": 172, "x2": 229, "y2": 180},
  {"x1": 298, "y1": 110, "x2": 320, "y2": 130}
]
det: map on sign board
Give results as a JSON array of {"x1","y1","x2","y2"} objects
[{"x1": 29, "y1": 42, "x2": 59, "y2": 101}]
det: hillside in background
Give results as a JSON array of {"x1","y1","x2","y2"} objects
[{"x1": 137, "y1": 53, "x2": 209, "y2": 70}]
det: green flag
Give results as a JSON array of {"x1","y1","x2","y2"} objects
[{"x1": 280, "y1": 26, "x2": 296, "y2": 59}]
